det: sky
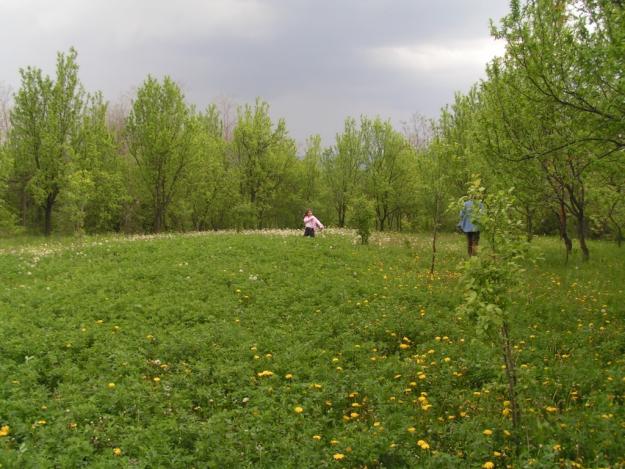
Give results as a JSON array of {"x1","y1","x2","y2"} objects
[{"x1": 0, "y1": 0, "x2": 510, "y2": 148}]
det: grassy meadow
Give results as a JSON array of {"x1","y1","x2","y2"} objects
[{"x1": 0, "y1": 230, "x2": 624, "y2": 468}]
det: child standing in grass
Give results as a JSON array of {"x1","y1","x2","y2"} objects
[
  {"x1": 303, "y1": 209, "x2": 324, "y2": 237},
  {"x1": 458, "y1": 198, "x2": 482, "y2": 256}
]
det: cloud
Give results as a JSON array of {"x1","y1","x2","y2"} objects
[
  {"x1": 1, "y1": 0, "x2": 278, "y2": 43},
  {"x1": 0, "y1": 0, "x2": 512, "y2": 145},
  {"x1": 367, "y1": 38, "x2": 506, "y2": 74}
]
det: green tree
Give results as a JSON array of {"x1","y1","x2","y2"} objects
[
  {"x1": 0, "y1": 143, "x2": 19, "y2": 235},
  {"x1": 232, "y1": 99, "x2": 297, "y2": 228},
  {"x1": 322, "y1": 117, "x2": 363, "y2": 227},
  {"x1": 301, "y1": 134, "x2": 323, "y2": 205},
  {"x1": 186, "y1": 104, "x2": 237, "y2": 230},
  {"x1": 9, "y1": 48, "x2": 84, "y2": 235},
  {"x1": 125, "y1": 76, "x2": 196, "y2": 232},
  {"x1": 72, "y1": 92, "x2": 128, "y2": 233},
  {"x1": 456, "y1": 178, "x2": 531, "y2": 445},
  {"x1": 360, "y1": 116, "x2": 414, "y2": 231},
  {"x1": 349, "y1": 196, "x2": 375, "y2": 244},
  {"x1": 495, "y1": 0, "x2": 625, "y2": 157},
  {"x1": 588, "y1": 157, "x2": 625, "y2": 246}
]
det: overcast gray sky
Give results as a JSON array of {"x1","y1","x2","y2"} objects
[{"x1": 0, "y1": 0, "x2": 509, "y2": 147}]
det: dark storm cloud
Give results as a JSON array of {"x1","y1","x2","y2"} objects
[{"x1": 0, "y1": 0, "x2": 510, "y2": 146}]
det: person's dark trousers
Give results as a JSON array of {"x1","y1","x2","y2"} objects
[
  {"x1": 466, "y1": 231, "x2": 480, "y2": 256},
  {"x1": 304, "y1": 227, "x2": 315, "y2": 237}
]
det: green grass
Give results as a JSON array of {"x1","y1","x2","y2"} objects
[{"x1": 0, "y1": 231, "x2": 623, "y2": 468}]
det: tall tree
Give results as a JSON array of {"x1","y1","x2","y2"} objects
[
  {"x1": 495, "y1": 0, "x2": 625, "y2": 158},
  {"x1": 301, "y1": 134, "x2": 323, "y2": 205},
  {"x1": 9, "y1": 48, "x2": 84, "y2": 235},
  {"x1": 125, "y1": 76, "x2": 196, "y2": 233},
  {"x1": 0, "y1": 83, "x2": 11, "y2": 144},
  {"x1": 186, "y1": 104, "x2": 236, "y2": 230},
  {"x1": 322, "y1": 117, "x2": 363, "y2": 227},
  {"x1": 360, "y1": 116, "x2": 414, "y2": 231},
  {"x1": 71, "y1": 92, "x2": 128, "y2": 233},
  {"x1": 232, "y1": 99, "x2": 297, "y2": 228}
]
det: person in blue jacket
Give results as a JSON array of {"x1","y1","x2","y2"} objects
[{"x1": 458, "y1": 198, "x2": 482, "y2": 256}]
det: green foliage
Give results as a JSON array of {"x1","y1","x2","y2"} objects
[
  {"x1": 360, "y1": 117, "x2": 414, "y2": 231},
  {"x1": 126, "y1": 76, "x2": 196, "y2": 233},
  {"x1": 322, "y1": 118, "x2": 363, "y2": 228},
  {"x1": 232, "y1": 202, "x2": 257, "y2": 231},
  {"x1": 456, "y1": 178, "x2": 529, "y2": 336},
  {"x1": 2, "y1": 27, "x2": 624, "y2": 242},
  {"x1": 0, "y1": 232, "x2": 623, "y2": 467},
  {"x1": 0, "y1": 144, "x2": 20, "y2": 235},
  {"x1": 9, "y1": 48, "x2": 84, "y2": 235},
  {"x1": 232, "y1": 99, "x2": 298, "y2": 229},
  {"x1": 349, "y1": 196, "x2": 375, "y2": 244}
]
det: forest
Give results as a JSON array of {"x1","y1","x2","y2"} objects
[{"x1": 0, "y1": 0, "x2": 623, "y2": 263}]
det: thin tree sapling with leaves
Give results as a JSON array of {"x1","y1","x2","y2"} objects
[{"x1": 456, "y1": 177, "x2": 531, "y2": 448}]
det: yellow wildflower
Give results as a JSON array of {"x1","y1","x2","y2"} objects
[
  {"x1": 333, "y1": 453, "x2": 345, "y2": 461},
  {"x1": 294, "y1": 406, "x2": 304, "y2": 414},
  {"x1": 417, "y1": 439, "x2": 430, "y2": 450}
]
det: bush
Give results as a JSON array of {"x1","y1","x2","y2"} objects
[{"x1": 349, "y1": 197, "x2": 375, "y2": 244}]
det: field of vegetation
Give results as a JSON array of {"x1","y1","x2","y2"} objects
[{"x1": 0, "y1": 231, "x2": 623, "y2": 468}]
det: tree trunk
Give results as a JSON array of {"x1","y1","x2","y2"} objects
[
  {"x1": 430, "y1": 197, "x2": 441, "y2": 275},
  {"x1": 44, "y1": 196, "x2": 54, "y2": 237},
  {"x1": 501, "y1": 321, "x2": 521, "y2": 446},
  {"x1": 338, "y1": 202, "x2": 346, "y2": 228},
  {"x1": 21, "y1": 188, "x2": 29, "y2": 227},
  {"x1": 430, "y1": 223, "x2": 438, "y2": 275},
  {"x1": 153, "y1": 205, "x2": 164, "y2": 233},
  {"x1": 557, "y1": 202, "x2": 572, "y2": 262},
  {"x1": 576, "y1": 210, "x2": 590, "y2": 261},
  {"x1": 525, "y1": 206, "x2": 534, "y2": 242}
]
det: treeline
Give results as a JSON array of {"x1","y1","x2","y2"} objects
[
  {"x1": 0, "y1": 49, "x2": 466, "y2": 237},
  {"x1": 466, "y1": 0, "x2": 625, "y2": 259},
  {"x1": 0, "y1": 0, "x2": 624, "y2": 260}
]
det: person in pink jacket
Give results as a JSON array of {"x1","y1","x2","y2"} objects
[{"x1": 303, "y1": 209, "x2": 324, "y2": 237}]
